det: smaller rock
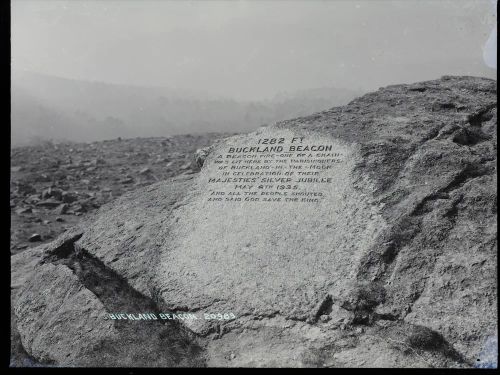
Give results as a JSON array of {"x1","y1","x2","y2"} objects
[
  {"x1": 41, "y1": 187, "x2": 63, "y2": 201},
  {"x1": 72, "y1": 204, "x2": 87, "y2": 213},
  {"x1": 329, "y1": 305, "x2": 355, "y2": 325},
  {"x1": 195, "y1": 147, "x2": 211, "y2": 168},
  {"x1": 153, "y1": 157, "x2": 168, "y2": 164},
  {"x1": 11, "y1": 166, "x2": 23, "y2": 172},
  {"x1": 36, "y1": 199, "x2": 62, "y2": 208},
  {"x1": 319, "y1": 315, "x2": 331, "y2": 323},
  {"x1": 180, "y1": 162, "x2": 192, "y2": 171},
  {"x1": 120, "y1": 177, "x2": 134, "y2": 184},
  {"x1": 52, "y1": 189, "x2": 63, "y2": 200},
  {"x1": 24, "y1": 194, "x2": 41, "y2": 204},
  {"x1": 28, "y1": 234, "x2": 42, "y2": 242},
  {"x1": 55, "y1": 217, "x2": 65, "y2": 222},
  {"x1": 139, "y1": 167, "x2": 151, "y2": 175},
  {"x1": 36, "y1": 173, "x2": 51, "y2": 182},
  {"x1": 355, "y1": 327, "x2": 365, "y2": 334},
  {"x1": 91, "y1": 158, "x2": 106, "y2": 166},
  {"x1": 16, "y1": 183, "x2": 36, "y2": 196},
  {"x1": 15, "y1": 207, "x2": 32, "y2": 215},
  {"x1": 62, "y1": 192, "x2": 78, "y2": 204},
  {"x1": 54, "y1": 203, "x2": 69, "y2": 215},
  {"x1": 41, "y1": 189, "x2": 50, "y2": 200}
]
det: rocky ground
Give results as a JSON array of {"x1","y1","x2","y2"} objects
[{"x1": 10, "y1": 133, "x2": 234, "y2": 255}]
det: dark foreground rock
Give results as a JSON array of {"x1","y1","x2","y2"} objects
[{"x1": 12, "y1": 76, "x2": 497, "y2": 367}]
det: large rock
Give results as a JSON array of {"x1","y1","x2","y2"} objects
[{"x1": 12, "y1": 76, "x2": 497, "y2": 367}]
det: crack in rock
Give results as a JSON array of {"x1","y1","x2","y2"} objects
[{"x1": 31, "y1": 236, "x2": 207, "y2": 367}]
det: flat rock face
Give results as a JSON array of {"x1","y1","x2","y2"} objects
[
  {"x1": 13, "y1": 76, "x2": 497, "y2": 368},
  {"x1": 158, "y1": 128, "x2": 386, "y2": 321}
]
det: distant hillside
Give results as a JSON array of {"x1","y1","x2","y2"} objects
[{"x1": 11, "y1": 71, "x2": 363, "y2": 145}]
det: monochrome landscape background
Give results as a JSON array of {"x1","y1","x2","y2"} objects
[{"x1": 11, "y1": 0, "x2": 496, "y2": 145}]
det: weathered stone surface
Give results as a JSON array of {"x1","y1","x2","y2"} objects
[
  {"x1": 15, "y1": 262, "x2": 116, "y2": 364},
  {"x1": 11, "y1": 228, "x2": 85, "y2": 367},
  {"x1": 12, "y1": 225, "x2": 205, "y2": 367},
  {"x1": 13, "y1": 76, "x2": 497, "y2": 367}
]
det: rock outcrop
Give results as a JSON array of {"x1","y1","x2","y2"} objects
[{"x1": 12, "y1": 76, "x2": 497, "y2": 367}]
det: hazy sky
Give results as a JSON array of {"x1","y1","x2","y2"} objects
[{"x1": 12, "y1": 0, "x2": 497, "y2": 100}]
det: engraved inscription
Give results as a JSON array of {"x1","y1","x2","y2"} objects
[{"x1": 203, "y1": 130, "x2": 347, "y2": 204}]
